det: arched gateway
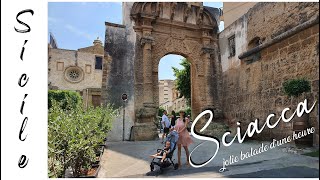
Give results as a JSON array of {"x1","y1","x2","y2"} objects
[{"x1": 102, "y1": 2, "x2": 223, "y2": 141}]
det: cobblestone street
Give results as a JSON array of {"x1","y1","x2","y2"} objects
[{"x1": 98, "y1": 134, "x2": 319, "y2": 178}]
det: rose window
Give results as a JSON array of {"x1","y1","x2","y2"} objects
[
  {"x1": 64, "y1": 66, "x2": 84, "y2": 83},
  {"x1": 69, "y1": 70, "x2": 80, "y2": 79}
]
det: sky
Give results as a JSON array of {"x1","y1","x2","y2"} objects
[{"x1": 48, "y1": 2, "x2": 223, "y2": 80}]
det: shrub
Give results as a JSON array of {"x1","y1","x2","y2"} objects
[
  {"x1": 185, "y1": 107, "x2": 191, "y2": 117},
  {"x1": 48, "y1": 90, "x2": 82, "y2": 109},
  {"x1": 283, "y1": 78, "x2": 311, "y2": 97},
  {"x1": 158, "y1": 106, "x2": 166, "y2": 117},
  {"x1": 48, "y1": 100, "x2": 118, "y2": 177}
]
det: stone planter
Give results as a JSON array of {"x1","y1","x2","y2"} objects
[
  {"x1": 65, "y1": 141, "x2": 105, "y2": 178},
  {"x1": 79, "y1": 166, "x2": 101, "y2": 178}
]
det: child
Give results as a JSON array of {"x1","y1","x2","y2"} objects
[{"x1": 150, "y1": 141, "x2": 171, "y2": 163}]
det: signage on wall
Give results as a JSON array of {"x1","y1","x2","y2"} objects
[{"x1": 121, "y1": 93, "x2": 128, "y2": 101}]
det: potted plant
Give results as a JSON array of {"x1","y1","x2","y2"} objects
[
  {"x1": 48, "y1": 94, "x2": 117, "y2": 178},
  {"x1": 282, "y1": 78, "x2": 312, "y2": 146}
]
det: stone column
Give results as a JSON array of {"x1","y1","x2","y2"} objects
[
  {"x1": 201, "y1": 29, "x2": 215, "y2": 108},
  {"x1": 202, "y1": 47, "x2": 215, "y2": 107},
  {"x1": 141, "y1": 36, "x2": 155, "y2": 104},
  {"x1": 131, "y1": 34, "x2": 159, "y2": 141}
]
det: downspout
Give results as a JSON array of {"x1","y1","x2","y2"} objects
[{"x1": 86, "y1": 88, "x2": 89, "y2": 110}]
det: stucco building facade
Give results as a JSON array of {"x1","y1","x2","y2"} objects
[
  {"x1": 159, "y1": 79, "x2": 188, "y2": 113},
  {"x1": 48, "y1": 38, "x2": 105, "y2": 108}
]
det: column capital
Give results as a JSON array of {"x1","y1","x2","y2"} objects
[
  {"x1": 201, "y1": 47, "x2": 215, "y2": 55},
  {"x1": 140, "y1": 36, "x2": 155, "y2": 46}
]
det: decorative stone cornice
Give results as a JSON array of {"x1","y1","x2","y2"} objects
[
  {"x1": 140, "y1": 36, "x2": 155, "y2": 46},
  {"x1": 238, "y1": 15, "x2": 319, "y2": 59},
  {"x1": 183, "y1": 4, "x2": 192, "y2": 23},
  {"x1": 202, "y1": 47, "x2": 215, "y2": 54}
]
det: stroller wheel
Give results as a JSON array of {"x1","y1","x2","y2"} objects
[
  {"x1": 150, "y1": 164, "x2": 154, "y2": 171},
  {"x1": 174, "y1": 163, "x2": 179, "y2": 170},
  {"x1": 160, "y1": 167, "x2": 164, "y2": 174}
]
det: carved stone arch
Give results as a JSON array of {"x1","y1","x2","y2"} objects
[
  {"x1": 131, "y1": 2, "x2": 158, "y2": 17},
  {"x1": 142, "y1": 2, "x2": 158, "y2": 15},
  {"x1": 128, "y1": 2, "x2": 222, "y2": 140},
  {"x1": 131, "y1": 2, "x2": 219, "y2": 28},
  {"x1": 203, "y1": 11, "x2": 214, "y2": 26}
]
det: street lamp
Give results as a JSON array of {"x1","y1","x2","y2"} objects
[{"x1": 121, "y1": 93, "x2": 128, "y2": 141}]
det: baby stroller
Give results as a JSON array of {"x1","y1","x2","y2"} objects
[{"x1": 150, "y1": 130, "x2": 179, "y2": 173}]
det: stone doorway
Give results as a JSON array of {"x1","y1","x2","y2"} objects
[
  {"x1": 158, "y1": 54, "x2": 189, "y2": 114},
  {"x1": 131, "y1": 2, "x2": 222, "y2": 140},
  {"x1": 103, "y1": 2, "x2": 223, "y2": 141}
]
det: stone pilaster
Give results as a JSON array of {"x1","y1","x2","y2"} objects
[
  {"x1": 202, "y1": 47, "x2": 215, "y2": 108},
  {"x1": 141, "y1": 36, "x2": 155, "y2": 105},
  {"x1": 131, "y1": 35, "x2": 158, "y2": 141}
]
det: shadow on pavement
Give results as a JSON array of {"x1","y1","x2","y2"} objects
[
  {"x1": 143, "y1": 159, "x2": 271, "y2": 177},
  {"x1": 124, "y1": 162, "x2": 319, "y2": 178},
  {"x1": 227, "y1": 166, "x2": 319, "y2": 178}
]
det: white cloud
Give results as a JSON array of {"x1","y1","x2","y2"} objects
[
  {"x1": 48, "y1": 17, "x2": 61, "y2": 30},
  {"x1": 64, "y1": 24, "x2": 96, "y2": 41},
  {"x1": 48, "y1": 16, "x2": 59, "y2": 23}
]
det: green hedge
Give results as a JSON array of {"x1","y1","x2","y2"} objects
[
  {"x1": 48, "y1": 90, "x2": 82, "y2": 109},
  {"x1": 283, "y1": 78, "x2": 311, "y2": 97},
  {"x1": 48, "y1": 101, "x2": 117, "y2": 177},
  {"x1": 185, "y1": 107, "x2": 191, "y2": 117},
  {"x1": 158, "y1": 106, "x2": 166, "y2": 117}
]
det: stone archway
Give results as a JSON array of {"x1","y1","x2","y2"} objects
[{"x1": 130, "y1": 2, "x2": 223, "y2": 140}]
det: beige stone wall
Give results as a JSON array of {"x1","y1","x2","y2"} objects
[
  {"x1": 246, "y1": 2, "x2": 319, "y2": 43},
  {"x1": 48, "y1": 39, "x2": 104, "y2": 111},
  {"x1": 48, "y1": 38, "x2": 104, "y2": 92},
  {"x1": 48, "y1": 48, "x2": 103, "y2": 91},
  {"x1": 223, "y1": 2, "x2": 256, "y2": 28},
  {"x1": 220, "y1": 2, "x2": 319, "y2": 146}
]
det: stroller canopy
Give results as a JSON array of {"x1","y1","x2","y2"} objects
[{"x1": 166, "y1": 130, "x2": 179, "y2": 151}]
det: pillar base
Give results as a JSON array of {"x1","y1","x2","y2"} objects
[{"x1": 131, "y1": 123, "x2": 159, "y2": 141}]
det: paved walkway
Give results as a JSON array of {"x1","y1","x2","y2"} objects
[{"x1": 97, "y1": 133, "x2": 319, "y2": 178}]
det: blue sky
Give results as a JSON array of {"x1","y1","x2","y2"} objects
[{"x1": 48, "y1": 2, "x2": 223, "y2": 80}]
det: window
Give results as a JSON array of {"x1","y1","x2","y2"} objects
[
  {"x1": 64, "y1": 66, "x2": 84, "y2": 83},
  {"x1": 95, "y1": 56, "x2": 102, "y2": 69},
  {"x1": 228, "y1": 35, "x2": 236, "y2": 57}
]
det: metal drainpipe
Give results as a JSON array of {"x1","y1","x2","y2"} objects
[
  {"x1": 86, "y1": 88, "x2": 89, "y2": 110},
  {"x1": 129, "y1": 126, "x2": 133, "y2": 141}
]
